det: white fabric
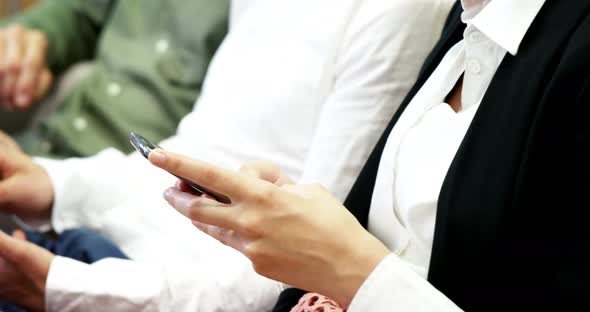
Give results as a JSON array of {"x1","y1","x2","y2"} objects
[
  {"x1": 350, "y1": 0, "x2": 546, "y2": 310},
  {"x1": 32, "y1": 0, "x2": 454, "y2": 311}
]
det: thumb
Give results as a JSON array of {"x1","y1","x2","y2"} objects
[
  {"x1": 0, "y1": 175, "x2": 26, "y2": 209},
  {"x1": 0, "y1": 230, "x2": 52, "y2": 277},
  {"x1": 0, "y1": 231, "x2": 27, "y2": 265},
  {"x1": 12, "y1": 229, "x2": 26, "y2": 241},
  {"x1": 239, "y1": 160, "x2": 292, "y2": 185},
  {"x1": 0, "y1": 131, "x2": 18, "y2": 148},
  {"x1": 239, "y1": 160, "x2": 280, "y2": 181},
  {"x1": 0, "y1": 149, "x2": 18, "y2": 180}
]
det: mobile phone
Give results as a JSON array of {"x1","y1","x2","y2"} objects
[{"x1": 130, "y1": 132, "x2": 232, "y2": 204}]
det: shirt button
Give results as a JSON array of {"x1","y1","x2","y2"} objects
[
  {"x1": 469, "y1": 31, "x2": 482, "y2": 43},
  {"x1": 107, "y1": 82, "x2": 122, "y2": 97},
  {"x1": 467, "y1": 59, "x2": 482, "y2": 74},
  {"x1": 155, "y1": 39, "x2": 169, "y2": 54},
  {"x1": 73, "y1": 117, "x2": 88, "y2": 131}
]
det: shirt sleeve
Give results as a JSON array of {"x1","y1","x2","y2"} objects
[
  {"x1": 46, "y1": 252, "x2": 284, "y2": 311},
  {"x1": 347, "y1": 254, "x2": 463, "y2": 311},
  {"x1": 34, "y1": 136, "x2": 183, "y2": 233},
  {"x1": 297, "y1": 0, "x2": 452, "y2": 201}
]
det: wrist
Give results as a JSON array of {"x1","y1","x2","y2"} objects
[
  {"x1": 331, "y1": 233, "x2": 390, "y2": 307},
  {"x1": 23, "y1": 292, "x2": 46, "y2": 312}
]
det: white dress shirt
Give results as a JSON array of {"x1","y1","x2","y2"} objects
[
  {"x1": 349, "y1": 0, "x2": 546, "y2": 310},
  {"x1": 29, "y1": 0, "x2": 454, "y2": 311}
]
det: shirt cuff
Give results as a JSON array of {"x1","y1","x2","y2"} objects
[
  {"x1": 347, "y1": 253, "x2": 462, "y2": 311},
  {"x1": 46, "y1": 256, "x2": 165, "y2": 312},
  {"x1": 34, "y1": 157, "x2": 86, "y2": 233},
  {"x1": 45, "y1": 256, "x2": 88, "y2": 311}
]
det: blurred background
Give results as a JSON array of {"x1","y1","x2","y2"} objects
[
  {"x1": 0, "y1": 0, "x2": 37, "y2": 18},
  {"x1": 0, "y1": 0, "x2": 40, "y2": 134}
]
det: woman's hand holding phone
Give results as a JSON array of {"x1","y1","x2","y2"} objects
[
  {"x1": 129, "y1": 133, "x2": 231, "y2": 204},
  {"x1": 147, "y1": 149, "x2": 391, "y2": 308}
]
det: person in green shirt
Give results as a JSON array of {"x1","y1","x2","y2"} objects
[{"x1": 0, "y1": 0, "x2": 228, "y2": 158}]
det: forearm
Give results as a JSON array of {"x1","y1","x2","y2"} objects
[
  {"x1": 1, "y1": 0, "x2": 114, "y2": 74},
  {"x1": 47, "y1": 252, "x2": 282, "y2": 311},
  {"x1": 34, "y1": 136, "x2": 182, "y2": 233},
  {"x1": 46, "y1": 257, "x2": 169, "y2": 311}
]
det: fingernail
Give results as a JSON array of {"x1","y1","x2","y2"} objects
[
  {"x1": 163, "y1": 187, "x2": 173, "y2": 201},
  {"x1": 15, "y1": 94, "x2": 30, "y2": 108},
  {"x1": 150, "y1": 149, "x2": 167, "y2": 166}
]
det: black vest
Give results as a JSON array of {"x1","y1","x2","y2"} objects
[{"x1": 275, "y1": 1, "x2": 590, "y2": 310}]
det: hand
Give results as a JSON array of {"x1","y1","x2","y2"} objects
[
  {"x1": 149, "y1": 150, "x2": 390, "y2": 307},
  {"x1": 0, "y1": 25, "x2": 53, "y2": 110},
  {"x1": 0, "y1": 130, "x2": 54, "y2": 219},
  {"x1": 238, "y1": 160, "x2": 295, "y2": 186},
  {"x1": 0, "y1": 230, "x2": 53, "y2": 312}
]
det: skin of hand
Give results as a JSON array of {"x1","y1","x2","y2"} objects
[
  {"x1": 0, "y1": 230, "x2": 53, "y2": 312},
  {"x1": 0, "y1": 130, "x2": 54, "y2": 219},
  {"x1": 0, "y1": 25, "x2": 53, "y2": 110},
  {"x1": 148, "y1": 150, "x2": 390, "y2": 307}
]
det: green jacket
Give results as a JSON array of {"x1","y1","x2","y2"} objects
[{"x1": 4, "y1": 0, "x2": 228, "y2": 157}]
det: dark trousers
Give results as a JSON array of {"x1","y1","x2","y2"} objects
[{"x1": 0, "y1": 229, "x2": 128, "y2": 312}]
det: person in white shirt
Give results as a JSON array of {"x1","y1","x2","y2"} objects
[
  {"x1": 0, "y1": 0, "x2": 454, "y2": 311},
  {"x1": 148, "y1": 0, "x2": 590, "y2": 310}
]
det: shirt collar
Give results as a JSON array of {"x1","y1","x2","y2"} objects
[{"x1": 461, "y1": 0, "x2": 546, "y2": 55}]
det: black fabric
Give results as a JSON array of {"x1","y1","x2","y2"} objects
[
  {"x1": 345, "y1": 0, "x2": 590, "y2": 310},
  {"x1": 276, "y1": 0, "x2": 590, "y2": 310},
  {"x1": 271, "y1": 2, "x2": 464, "y2": 311},
  {"x1": 271, "y1": 288, "x2": 309, "y2": 312}
]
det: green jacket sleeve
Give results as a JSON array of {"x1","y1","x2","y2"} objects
[{"x1": 1, "y1": 0, "x2": 116, "y2": 75}]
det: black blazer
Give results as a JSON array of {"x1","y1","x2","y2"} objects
[{"x1": 274, "y1": 1, "x2": 590, "y2": 310}]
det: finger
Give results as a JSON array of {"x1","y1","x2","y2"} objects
[
  {"x1": 239, "y1": 161, "x2": 295, "y2": 186},
  {"x1": 192, "y1": 221, "x2": 246, "y2": 251},
  {"x1": 0, "y1": 30, "x2": 5, "y2": 66},
  {"x1": 1, "y1": 27, "x2": 24, "y2": 108},
  {"x1": 0, "y1": 130, "x2": 18, "y2": 149},
  {"x1": 192, "y1": 221, "x2": 229, "y2": 244},
  {"x1": 15, "y1": 31, "x2": 47, "y2": 108},
  {"x1": 163, "y1": 187, "x2": 238, "y2": 229},
  {"x1": 0, "y1": 230, "x2": 52, "y2": 277},
  {"x1": 0, "y1": 176, "x2": 26, "y2": 211},
  {"x1": 0, "y1": 177, "x2": 18, "y2": 207},
  {"x1": 0, "y1": 129, "x2": 10, "y2": 142},
  {"x1": 0, "y1": 32, "x2": 6, "y2": 109},
  {"x1": 34, "y1": 69, "x2": 52, "y2": 100},
  {"x1": 0, "y1": 146, "x2": 22, "y2": 180},
  {"x1": 239, "y1": 160, "x2": 283, "y2": 183},
  {"x1": 0, "y1": 231, "x2": 25, "y2": 264},
  {"x1": 11, "y1": 229, "x2": 26, "y2": 241},
  {"x1": 150, "y1": 149, "x2": 266, "y2": 201}
]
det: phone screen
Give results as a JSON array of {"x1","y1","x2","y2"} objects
[{"x1": 129, "y1": 132, "x2": 232, "y2": 204}]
